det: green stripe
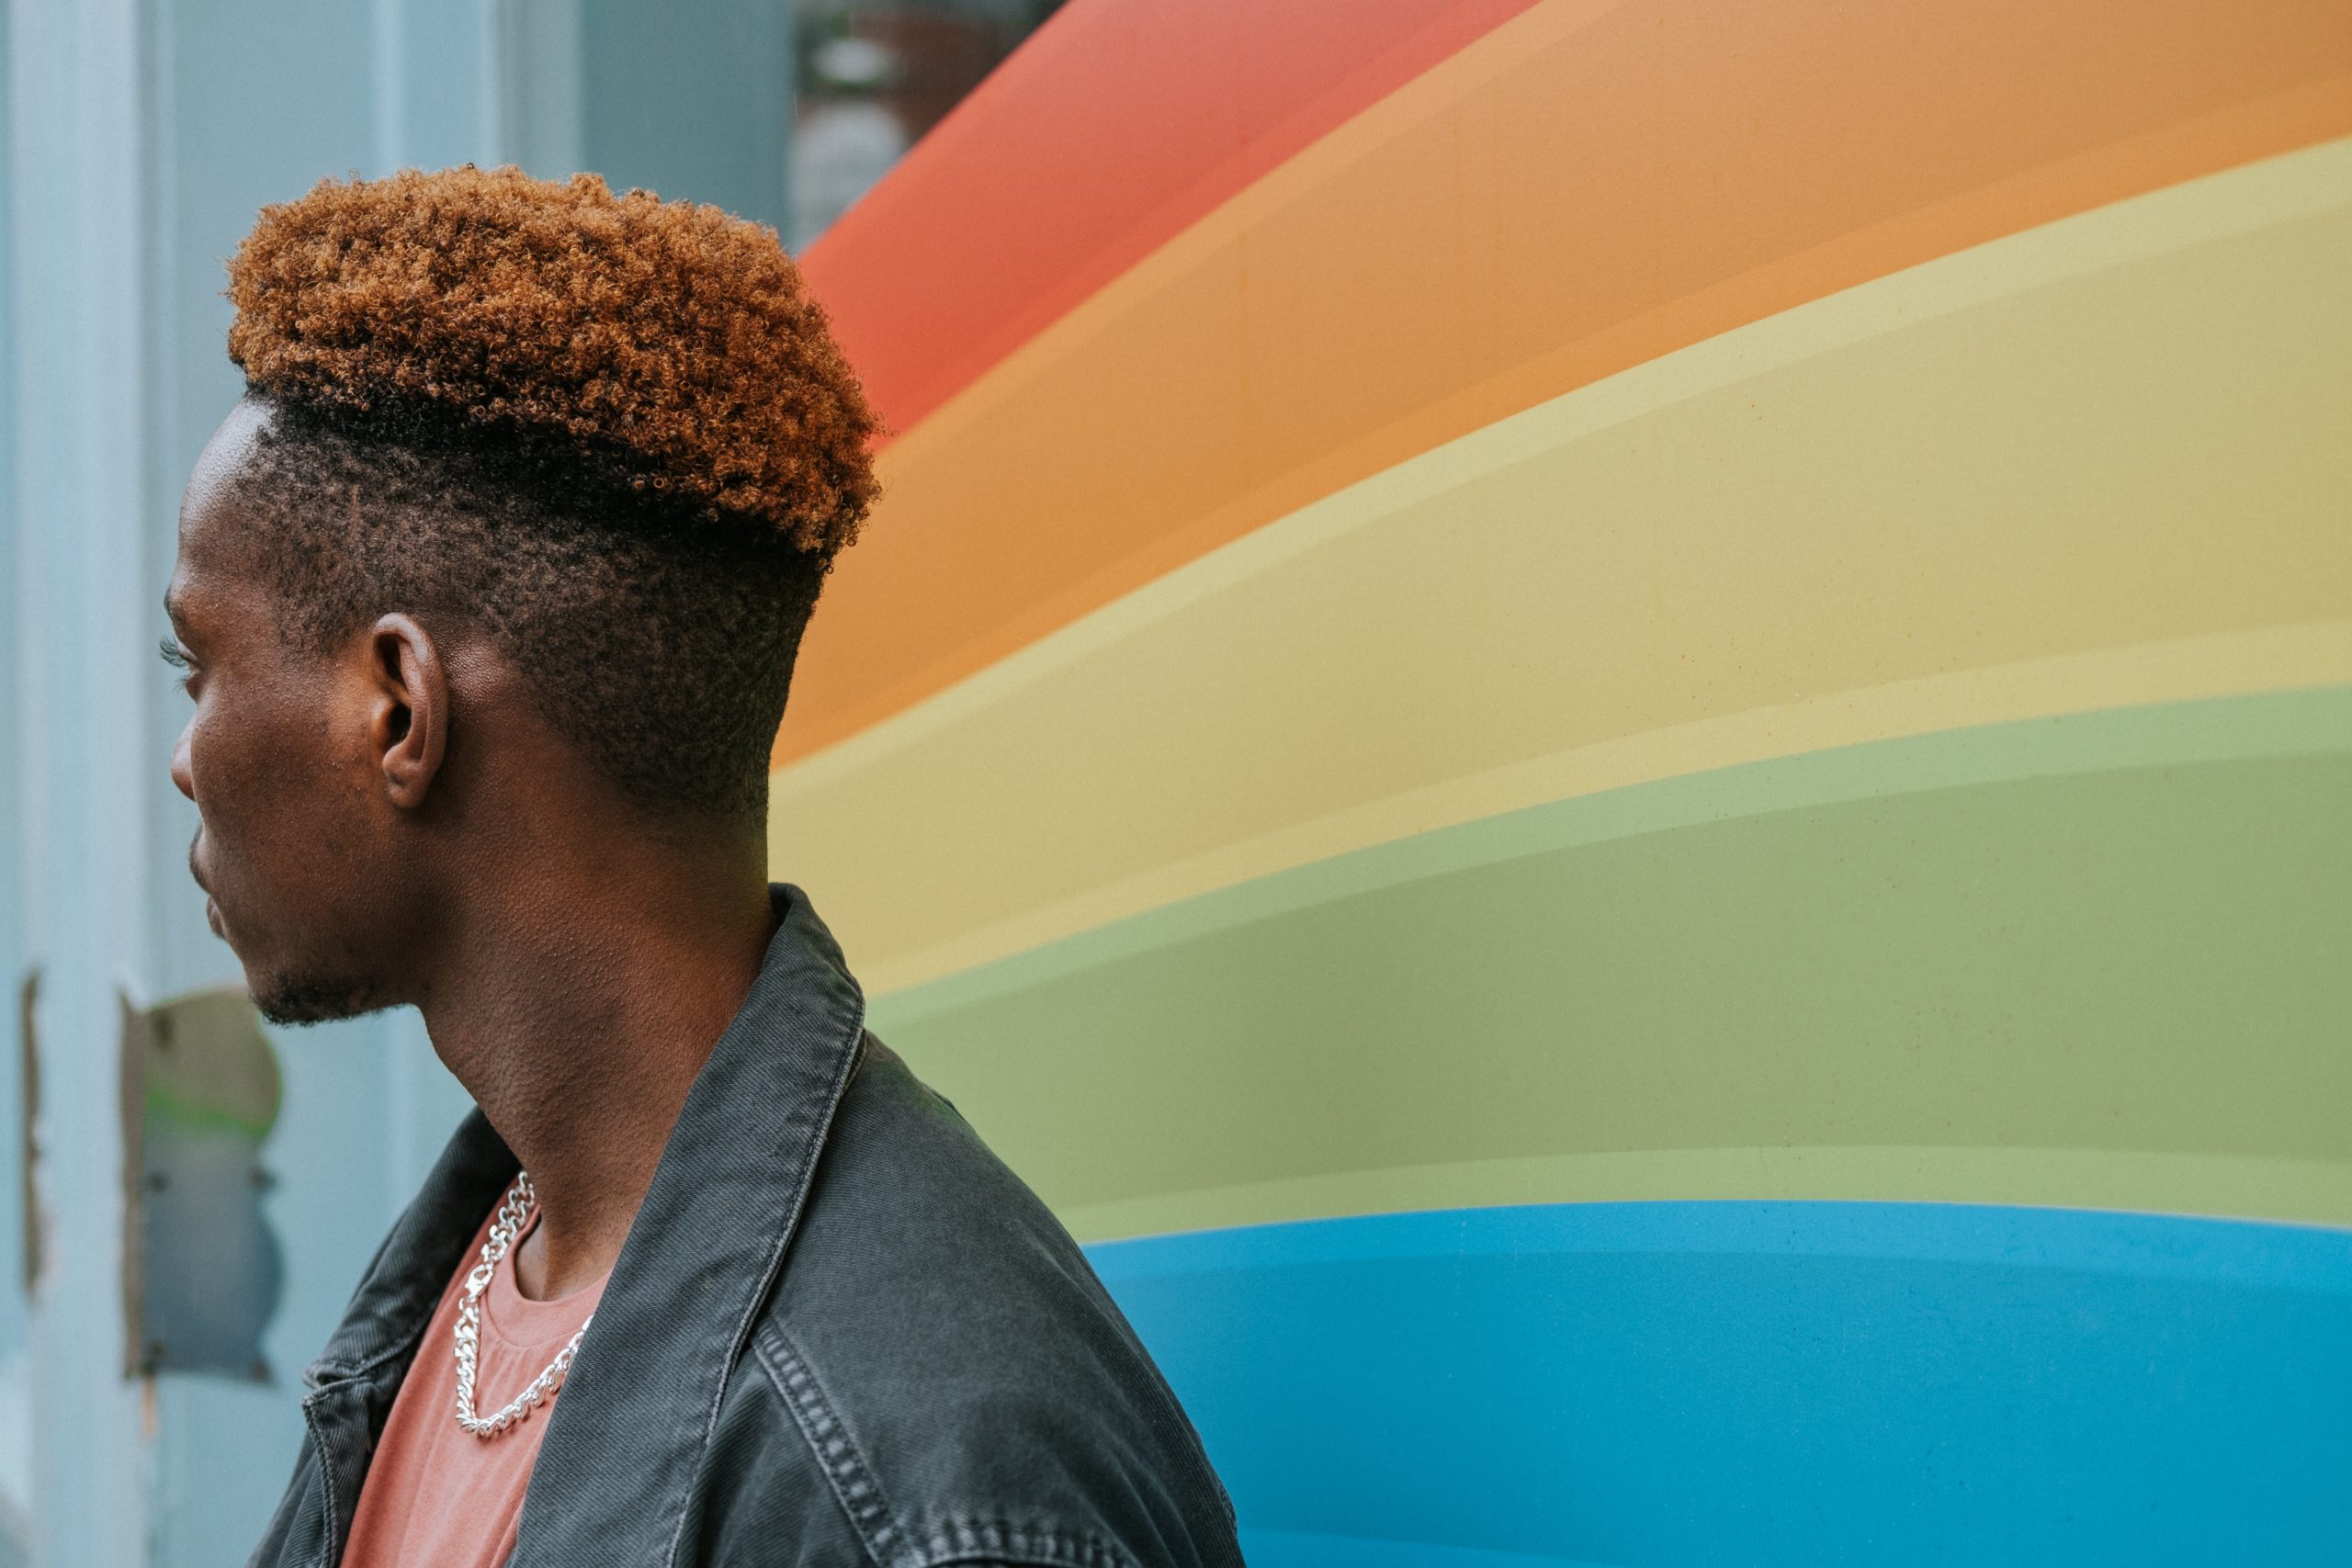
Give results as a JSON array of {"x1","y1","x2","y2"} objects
[
  {"x1": 872, "y1": 688, "x2": 2352, "y2": 1239},
  {"x1": 1055, "y1": 1147, "x2": 2352, "y2": 1245}
]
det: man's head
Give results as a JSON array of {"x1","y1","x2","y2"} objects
[{"x1": 166, "y1": 167, "x2": 876, "y2": 1023}]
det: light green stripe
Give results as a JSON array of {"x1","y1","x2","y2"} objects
[
  {"x1": 873, "y1": 688, "x2": 2352, "y2": 1237},
  {"x1": 1057, "y1": 1148, "x2": 2352, "y2": 1246},
  {"x1": 880, "y1": 685, "x2": 2352, "y2": 1018}
]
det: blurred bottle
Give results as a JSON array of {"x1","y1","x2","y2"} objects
[
  {"x1": 791, "y1": 36, "x2": 910, "y2": 251},
  {"x1": 790, "y1": 3, "x2": 1054, "y2": 252}
]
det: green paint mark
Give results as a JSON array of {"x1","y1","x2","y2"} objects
[
  {"x1": 141, "y1": 1080, "x2": 276, "y2": 1142},
  {"x1": 872, "y1": 689, "x2": 2352, "y2": 1236}
]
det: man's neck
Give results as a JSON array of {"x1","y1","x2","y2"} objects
[{"x1": 414, "y1": 831, "x2": 778, "y2": 1301}]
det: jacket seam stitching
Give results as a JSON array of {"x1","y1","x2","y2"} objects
[
  {"x1": 304, "y1": 1298, "x2": 435, "y2": 1385},
  {"x1": 752, "y1": 1319, "x2": 911, "y2": 1567},
  {"x1": 297, "y1": 1393, "x2": 344, "y2": 1568},
  {"x1": 911, "y1": 1515, "x2": 1140, "y2": 1568},
  {"x1": 918, "y1": 1551, "x2": 1140, "y2": 1568},
  {"x1": 657, "y1": 1006, "x2": 867, "y2": 1568}
]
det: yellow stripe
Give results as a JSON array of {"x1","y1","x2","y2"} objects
[{"x1": 772, "y1": 139, "x2": 2352, "y2": 993}]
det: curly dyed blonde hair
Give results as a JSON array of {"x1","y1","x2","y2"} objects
[
  {"x1": 228, "y1": 164, "x2": 876, "y2": 553},
  {"x1": 215, "y1": 167, "x2": 876, "y2": 820}
]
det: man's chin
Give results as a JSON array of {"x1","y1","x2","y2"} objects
[{"x1": 251, "y1": 974, "x2": 393, "y2": 1028}]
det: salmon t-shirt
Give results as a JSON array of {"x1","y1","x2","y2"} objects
[{"x1": 341, "y1": 1201, "x2": 608, "y2": 1568}]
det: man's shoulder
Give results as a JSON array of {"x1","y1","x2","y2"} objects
[{"x1": 725, "y1": 1036, "x2": 1240, "y2": 1568}]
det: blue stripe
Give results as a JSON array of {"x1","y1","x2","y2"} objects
[{"x1": 1088, "y1": 1202, "x2": 2352, "y2": 1566}]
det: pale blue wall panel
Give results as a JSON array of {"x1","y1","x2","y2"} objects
[
  {"x1": 6, "y1": 2, "x2": 799, "y2": 1557},
  {"x1": 6, "y1": 0, "x2": 166, "y2": 1556},
  {"x1": 141, "y1": 4, "x2": 493, "y2": 1561},
  {"x1": 0, "y1": 6, "x2": 31, "y2": 1559},
  {"x1": 579, "y1": 0, "x2": 791, "y2": 231}
]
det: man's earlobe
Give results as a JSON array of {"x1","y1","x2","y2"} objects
[{"x1": 369, "y1": 615, "x2": 448, "y2": 809}]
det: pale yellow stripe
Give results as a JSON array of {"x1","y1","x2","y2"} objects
[
  {"x1": 772, "y1": 139, "x2": 2352, "y2": 994},
  {"x1": 1060, "y1": 1146, "x2": 2352, "y2": 1246}
]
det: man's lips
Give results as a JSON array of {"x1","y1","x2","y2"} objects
[{"x1": 187, "y1": 838, "x2": 224, "y2": 936}]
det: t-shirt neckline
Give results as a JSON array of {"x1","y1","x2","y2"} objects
[{"x1": 481, "y1": 1204, "x2": 609, "y2": 1350}]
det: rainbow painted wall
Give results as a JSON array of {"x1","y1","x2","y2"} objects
[{"x1": 774, "y1": 3, "x2": 2352, "y2": 1561}]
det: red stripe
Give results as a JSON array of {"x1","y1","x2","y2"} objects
[{"x1": 797, "y1": 0, "x2": 1546, "y2": 438}]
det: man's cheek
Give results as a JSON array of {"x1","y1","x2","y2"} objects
[{"x1": 191, "y1": 728, "x2": 281, "y2": 903}]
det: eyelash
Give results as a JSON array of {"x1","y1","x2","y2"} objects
[{"x1": 158, "y1": 636, "x2": 193, "y2": 683}]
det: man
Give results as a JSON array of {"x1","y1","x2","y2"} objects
[{"x1": 165, "y1": 166, "x2": 1242, "y2": 1568}]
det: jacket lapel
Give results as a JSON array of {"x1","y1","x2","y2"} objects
[
  {"x1": 298, "y1": 1107, "x2": 519, "y2": 1563},
  {"x1": 506, "y1": 885, "x2": 867, "y2": 1566}
]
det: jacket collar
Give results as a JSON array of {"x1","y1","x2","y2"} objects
[{"x1": 301, "y1": 885, "x2": 867, "y2": 1568}]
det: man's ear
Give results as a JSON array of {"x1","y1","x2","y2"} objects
[{"x1": 366, "y1": 614, "x2": 449, "y2": 809}]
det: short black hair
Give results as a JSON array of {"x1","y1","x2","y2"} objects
[
  {"x1": 220, "y1": 166, "x2": 879, "y2": 822},
  {"x1": 229, "y1": 398, "x2": 827, "y2": 820}
]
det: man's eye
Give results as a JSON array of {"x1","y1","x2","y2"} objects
[{"x1": 159, "y1": 636, "x2": 195, "y2": 685}]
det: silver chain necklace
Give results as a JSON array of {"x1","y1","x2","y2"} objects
[{"x1": 453, "y1": 1171, "x2": 593, "y2": 1438}]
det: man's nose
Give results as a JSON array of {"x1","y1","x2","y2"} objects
[{"x1": 169, "y1": 721, "x2": 196, "y2": 801}]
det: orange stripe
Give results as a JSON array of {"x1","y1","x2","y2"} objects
[
  {"x1": 779, "y1": 0, "x2": 2352, "y2": 768},
  {"x1": 799, "y1": 0, "x2": 1548, "y2": 435}
]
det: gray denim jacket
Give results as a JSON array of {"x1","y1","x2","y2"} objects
[{"x1": 247, "y1": 886, "x2": 1243, "y2": 1567}]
